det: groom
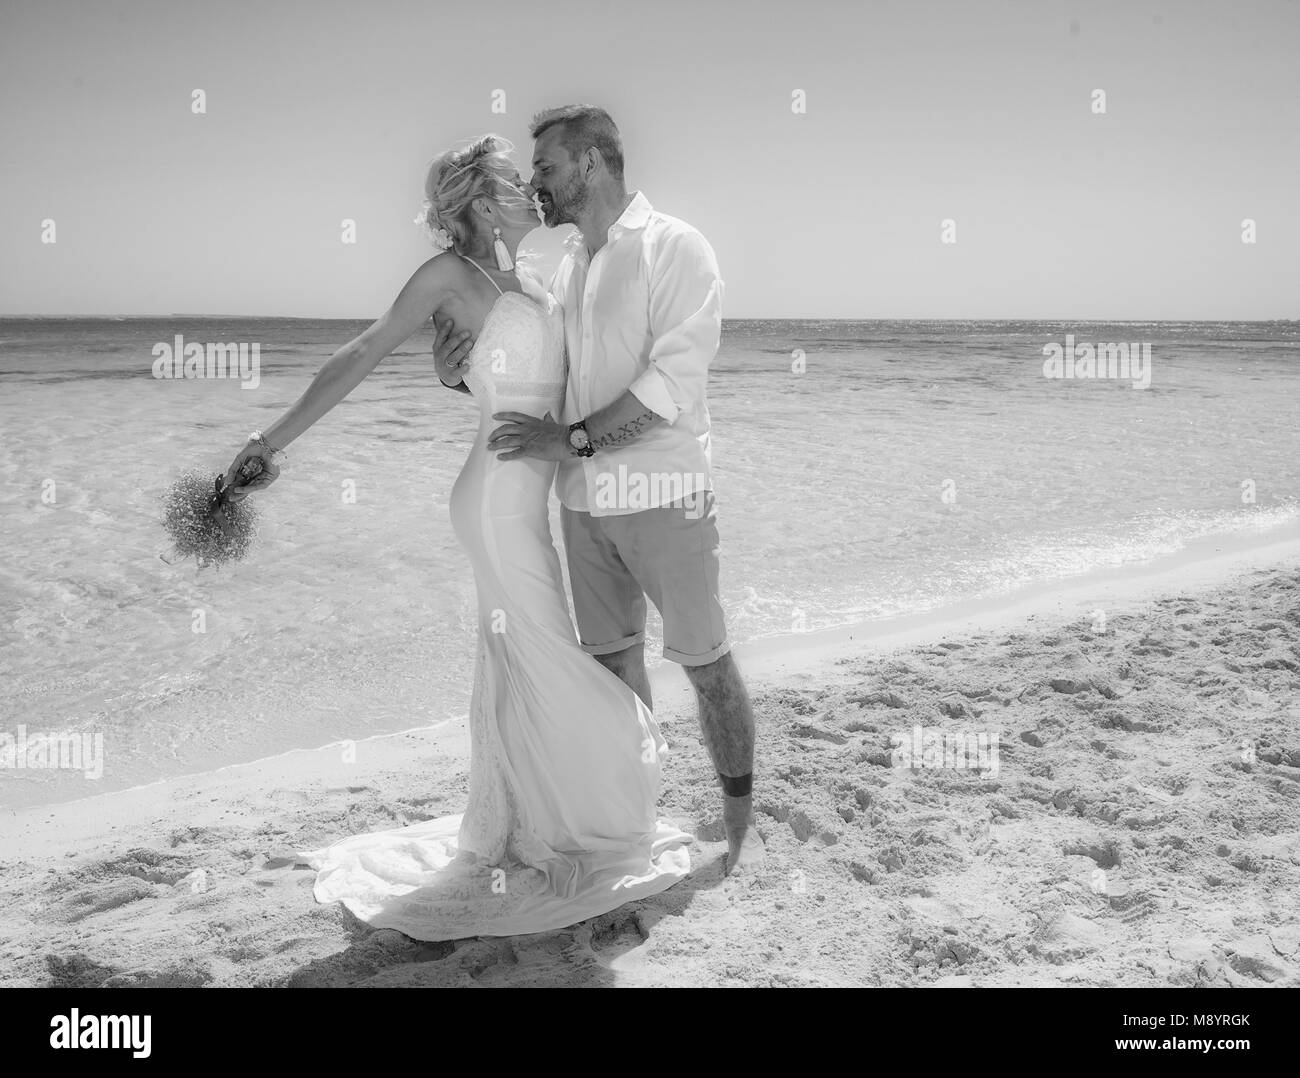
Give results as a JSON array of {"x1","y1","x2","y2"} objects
[{"x1": 433, "y1": 104, "x2": 764, "y2": 876}]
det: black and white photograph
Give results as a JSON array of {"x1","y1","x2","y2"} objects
[{"x1": 1, "y1": 0, "x2": 1297, "y2": 1036}]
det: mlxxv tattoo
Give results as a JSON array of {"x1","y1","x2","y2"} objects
[{"x1": 591, "y1": 410, "x2": 659, "y2": 449}]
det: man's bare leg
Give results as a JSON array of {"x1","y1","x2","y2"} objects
[
  {"x1": 682, "y1": 651, "x2": 765, "y2": 876},
  {"x1": 594, "y1": 641, "x2": 652, "y2": 710}
]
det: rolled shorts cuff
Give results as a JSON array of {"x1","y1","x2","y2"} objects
[
  {"x1": 578, "y1": 629, "x2": 646, "y2": 657},
  {"x1": 664, "y1": 637, "x2": 732, "y2": 667}
]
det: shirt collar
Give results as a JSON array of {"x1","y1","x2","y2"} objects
[
  {"x1": 612, "y1": 190, "x2": 652, "y2": 235},
  {"x1": 564, "y1": 191, "x2": 652, "y2": 259}
]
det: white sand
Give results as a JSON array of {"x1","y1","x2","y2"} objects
[{"x1": 3, "y1": 527, "x2": 1299, "y2": 987}]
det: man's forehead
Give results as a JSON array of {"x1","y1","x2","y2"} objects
[{"x1": 532, "y1": 129, "x2": 565, "y2": 165}]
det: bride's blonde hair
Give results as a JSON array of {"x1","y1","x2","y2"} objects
[{"x1": 417, "y1": 134, "x2": 528, "y2": 253}]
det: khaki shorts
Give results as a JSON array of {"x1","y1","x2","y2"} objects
[{"x1": 560, "y1": 490, "x2": 731, "y2": 666}]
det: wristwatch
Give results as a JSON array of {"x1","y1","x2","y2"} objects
[
  {"x1": 567, "y1": 420, "x2": 594, "y2": 458},
  {"x1": 249, "y1": 430, "x2": 288, "y2": 468}
]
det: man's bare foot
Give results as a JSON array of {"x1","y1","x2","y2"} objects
[
  {"x1": 725, "y1": 825, "x2": 766, "y2": 876},
  {"x1": 722, "y1": 793, "x2": 765, "y2": 876}
]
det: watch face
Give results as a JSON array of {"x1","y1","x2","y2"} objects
[{"x1": 569, "y1": 427, "x2": 590, "y2": 448}]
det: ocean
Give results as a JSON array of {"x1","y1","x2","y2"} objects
[{"x1": 2, "y1": 317, "x2": 1297, "y2": 807}]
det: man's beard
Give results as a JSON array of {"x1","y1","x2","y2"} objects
[{"x1": 542, "y1": 174, "x2": 588, "y2": 227}]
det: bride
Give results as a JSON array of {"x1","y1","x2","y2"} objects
[{"x1": 221, "y1": 134, "x2": 691, "y2": 939}]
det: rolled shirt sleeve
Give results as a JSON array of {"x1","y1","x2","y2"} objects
[{"x1": 628, "y1": 230, "x2": 723, "y2": 425}]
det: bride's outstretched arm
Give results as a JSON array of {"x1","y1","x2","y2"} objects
[{"x1": 222, "y1": 255, "x2": 459, "y2": 498}]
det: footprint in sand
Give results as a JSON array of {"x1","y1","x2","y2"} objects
[
  {"x1": 584, "y1": 910, "x2": 651, "y2": 971},
  {"x1": 848, "y1": 690, "x2": 909, "y2": 709},
  {"x1": 43, "y1": 877, "x2": 156, "y2": 925},
  {"x1": 789, "y1": 721, "x2": 849, "y2": 745},
  {"x1": 1063, "y1": 840, "x2": 1122, "y2": 869},
  {"x1": 787, "y1": 809, "x2": 840, "y2": 847}
]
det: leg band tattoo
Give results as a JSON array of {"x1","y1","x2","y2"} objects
[{"x1": 718, "y1": 771, "x2": 753, "y2": 798}]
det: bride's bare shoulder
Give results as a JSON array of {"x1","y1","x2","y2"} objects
[
  {"x1": 402, "y1": 251, "x2": 478, "y2": 313},
  {"x1": 418, "y1": 250, "x2": 473, "y2": 285}
]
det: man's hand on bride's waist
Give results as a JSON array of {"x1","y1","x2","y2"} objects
[{"x1": 488, "y1": 412, "x2": 569, "y2": 462}]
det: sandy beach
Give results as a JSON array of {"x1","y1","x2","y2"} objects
[{"x1": 4, "y1": 531, "x2": 1299, "y2": 988}]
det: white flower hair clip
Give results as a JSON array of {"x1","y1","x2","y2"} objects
[{"x1": 415, "y1": 199, "x2": 455, "y2": 250}]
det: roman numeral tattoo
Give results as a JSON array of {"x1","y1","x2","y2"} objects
[{"x1": 591, "y1": 410, "x2": 658, "y2": 449}]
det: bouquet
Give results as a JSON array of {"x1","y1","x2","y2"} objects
[{"x1": 160, "y1": 458, "x2": 263, "y2": 568}]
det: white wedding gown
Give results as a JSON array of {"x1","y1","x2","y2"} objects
[{"x1": 298, "y1": 262, "x2": 692, "y2": 939}]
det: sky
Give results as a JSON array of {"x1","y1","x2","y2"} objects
[{"x1": 1, "y1": 0, "x2": 1297, "y2": 320}]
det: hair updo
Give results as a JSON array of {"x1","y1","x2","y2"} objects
[{"x1": 417, "y1": 134, "x2": 526, "y2": 253}]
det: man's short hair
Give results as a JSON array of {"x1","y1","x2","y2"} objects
[{"x1": 529, "y1": 105, "x2": 624, "y2": 180}]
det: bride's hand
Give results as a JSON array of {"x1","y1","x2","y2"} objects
[
  {"x1": 221, "y1": 443, "x2": 278, "y2": 502},
  {"x1": 433, "y1": 317, "x2": 475, "y2": 385}
]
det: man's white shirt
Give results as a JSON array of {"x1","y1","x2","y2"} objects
[{"x1": 549, "y1": 191, "x2": 723, "y2": 517}]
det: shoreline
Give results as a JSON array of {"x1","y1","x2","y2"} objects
[
  {"x1": 7, "y1": 517, "x2": 1299, "y2": 824},
  {"x1": 722, "y1": 515, "x2": 1300, "y2": 683}
]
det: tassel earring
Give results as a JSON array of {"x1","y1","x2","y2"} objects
[{"x1": 492, "y1": 226, "x2": 514, "y2": 271}]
